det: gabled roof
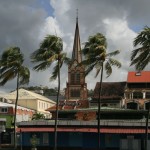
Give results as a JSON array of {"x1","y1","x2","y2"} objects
[
  {"x1": 1, "y1": 88, "x2": 55, "y2": 104},
  {"x1": 127, "y1": 71, "x2": 150, "y2": 83},
  {"x1": 46, "y1": 100, "x2": 89, "y2": 111},
  {"x1": 93, "y1": 82, "x2": 126, "y2": 99}
]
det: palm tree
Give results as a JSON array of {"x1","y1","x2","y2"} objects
[
  {"x1": 0, "y1": 47, "x2": 30, "y2": 148},
  {"x1": 32, "y1": 112, "x2": 45, "y2": 120},
  {"x1": 31, "y1": 35, "x2": 70, "y2": 150},
  {"x1": 130, "y1": 26, "x2": 150, "y2": 71},
  {"x1": 82, "y1": 33, "x2": 121, "y2": 149},
  {"x1": 130, "y1": 26, "x2": 150, "y2": 150}
]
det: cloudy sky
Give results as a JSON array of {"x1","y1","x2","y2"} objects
[{"x1": 0, "y1": 0, "x2": 150, "y2": 93}]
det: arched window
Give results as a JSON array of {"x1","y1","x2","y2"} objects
[
  {"x1": 70, "y1": 72, "x2": 80, "y2": 84},
  {"x1": 126, "y1": 102, "x2": 138, "y2": 110},
  {"x1": 76, "y1": 72, "x2": 80, "y2": 84}
]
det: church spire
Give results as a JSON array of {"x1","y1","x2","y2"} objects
[{"x1": 72, "y1": 9, "x2": 82, "y2": 63}]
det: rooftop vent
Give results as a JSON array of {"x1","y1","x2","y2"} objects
[{"x1": 135, "y1": 72, "x2": 141, "y2": 76}]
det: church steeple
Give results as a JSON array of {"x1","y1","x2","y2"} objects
[
  {"x1": 72, "y1": 10, "x2": 82, "y2": 63},
  {"x1": 65, "y1": 11, "x2": 88, "y2": 102}
]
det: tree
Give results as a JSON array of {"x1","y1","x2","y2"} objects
[
  {"x1": 32, "y1": 112, "x2": 45, "y2": 120},
  {"x1": 82, "y1": 33, "x2": 121, "y2": 149},
  {"x1": 0, "y1": 47, "x2": 30, "y2": 148},
  {"x1": 31, "y1": 35, "x2": 70, "y2": 150},
  {"x1": 130, "y1": 26, "x2": 150, "y2": 71},
  {"x1": 130, "y1": 26, "x2": 150, "y2": 150}
]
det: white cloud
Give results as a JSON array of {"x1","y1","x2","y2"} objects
[
  {"x1": 0, "y1": 0, "x2": 150, "y2": 92},
  {"x1": 47, "y1": 0, "x2": 140, "y2": 90},
  {"x1": 39, "y1": 16, "x2": 63, "y2": 39}
]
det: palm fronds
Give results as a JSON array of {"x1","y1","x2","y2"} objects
[{"x1": 131, "y1": 26, "x2": 150, "y2": 71}]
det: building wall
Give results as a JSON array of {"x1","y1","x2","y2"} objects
[
  {"x1": 16, "y1": 132, "x2": 147, "y2": 150},
  {"x1": 17, "y1": 99, "x2": 37, "y2": 110},
  {"x1": 124, "y1": 85, "x2": 150, "y2": 110},
  {"x1": 7, "y1": 98, "x2": 54, "y2": 117}
]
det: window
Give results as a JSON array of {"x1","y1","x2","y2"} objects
[
  {"x1": 1, "y1": 107, "x2": 8, "y2": 113},
  {"x1": 70, "y1": 72, "x2": 80, "y2": 84},
  {"x1": 71, "y1": 89, "x2": 80, "y2": 97},
  {"x1": 38, "y1": 102, "x2": 40, "y2": 109},
  {"x1": 146, "y1": 92, "x2": 150, "y2": 99},
  {"x1": 125, "y1": 93, "x2": 131, "y2": 99},
  {"x1": 71, "y1": 74, "x2": 75, "y2": 84},
  {"x1": 76, "y1": 73, "x2": 80, "y2": 84},
  {"x1": 133, "y1": 92, "x2": 143, "y2": 99}
]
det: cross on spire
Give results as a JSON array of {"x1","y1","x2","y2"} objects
[{"x1": 76, "y1": 9, "x2": 78, "y2": 22}]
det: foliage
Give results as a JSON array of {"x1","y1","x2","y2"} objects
[
  {"x1": 131, "y1": 26, "x2": 150, "y2": 71},
  {"x1": 31, "y1": 35, "x2": 70, "y2": 150},
  {"x1": 82, "y1": 32, "x2": 121, "y2": 149},
  {"x1": 32, "y1": 112, "x2": 45, "y2": 120},
  {"x1": 130, "y1": 26, "x2": 150, "y2": 150},
  {"x1": 31, "y1": 35, "x2": 70, "y2": 80},
  {"x1": 30, "y1": 134, "x2": 38, "y2": 148},
  {"x1": 0, "y1": 46, "x2": 30, "y2": 148},
  {"x1": 82, "y1": 33, "x2": 121, "y2": 77},
  {"x1": 0, "y1": 47, "x2": 30, "y2": 85},
  {"x1": 88, "y1": 89, "x2": 94, "y2": 97}
]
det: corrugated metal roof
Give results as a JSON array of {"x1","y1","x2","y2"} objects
[{"x1": 127, "y1": 71, "x2": 150, "y2": 83}]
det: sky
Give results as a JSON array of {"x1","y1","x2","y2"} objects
[{"x1": 0, "y1": 0, "x2": 150, "y2": 93}]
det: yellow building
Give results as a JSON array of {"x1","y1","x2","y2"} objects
[{"x1": 1, "y1": 88, "x2": 55, "y2": 118}]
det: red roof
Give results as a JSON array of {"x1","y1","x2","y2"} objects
[
  {"x1": 127, "y1": 71, "x2": 150, "y2": 83},
  {"x1": 46, "y1": 100, "x2": 89, "y2": 111},
  {"x1": 17, "y1": 127, "x2": 149, "y2": 134}
]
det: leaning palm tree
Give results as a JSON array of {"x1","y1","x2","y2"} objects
[
  {"x1": 130, "y1": 26, "x2": 150, "y2": 150},
  {"x1": 82, "y1": 33, "x2": 121, "y2": 149},
  {"x1": 31, "y1": 35, "x2": 70, "y2": 150},
  {"x1": 130, "y1": 26, "x2": 150, "y2": 71},
  {"x1": 0, "y1": 47, "x2": 30, "y2": 148}
]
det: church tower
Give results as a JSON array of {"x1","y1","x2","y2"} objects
[{"x1": 65, "y1": 15, "x2": 88, "y2": 101}]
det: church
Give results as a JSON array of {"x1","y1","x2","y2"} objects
[{"x1": 48, "y1": 16, "x2": 89, "y2": 112}]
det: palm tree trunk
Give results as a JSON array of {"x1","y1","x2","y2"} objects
[
  {"x1": 145, "y1": 106, "x2": 150, "y2": 150},
  {"x1": 97, "y1": 62, "x2": 103, "y2": 150},
  {"x1": 54, "y1": 60, "x2": 60, "y2": 150},
  {"x1": 14, "y1": 72, "x2": 19, "y2": 149}
]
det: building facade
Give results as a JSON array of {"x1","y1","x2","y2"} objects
[
  {"x1": 124, "y1": 71, "x2": 150, "y2": 110},
  {"x1": 16, "y1": 119, "x2": 150, "y2": 150},
  {"x1": 0, "y1": 88, "x2": 56, "y2": 118}
]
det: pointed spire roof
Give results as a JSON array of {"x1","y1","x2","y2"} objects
[{"x1": 72, "y1": 13, "x2": 82, "y2": 63}]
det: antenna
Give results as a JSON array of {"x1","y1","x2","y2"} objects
[{"x1": 54, "y1": 28, "x2": 57, "y2": 36}]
